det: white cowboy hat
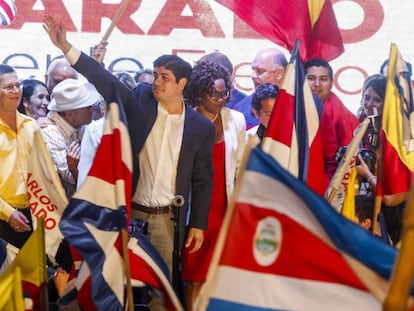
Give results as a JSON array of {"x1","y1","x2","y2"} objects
[{"x1": 48, "y1": 79, "x2": 102, "y2": 112}]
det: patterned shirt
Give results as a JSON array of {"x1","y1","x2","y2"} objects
[{"x1": 41, "y1": 111, "x2": 84, "y2": 199}]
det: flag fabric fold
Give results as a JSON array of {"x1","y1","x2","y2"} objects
[
  {"x1": 341, "y1": 166, "x2": 357, "y2": 220},
  {"x1": 0, "y1": 267, "x2": 25, "y2": 311},
  {"x1": 27, "y1": 129, "x2": 68, "y2": 265},
  {"x1": 0, "y1": 238, "x2": 18, "y2": 273},
  {"x1": 199, "y1": 147, "x2": 414, "y2": 311},
  {"x1": 59, "y1": 90, "x2": 132, "y2": 311},
  {"x1": 262, "y1": 40, "x2": 325, "y2": 196},
  {"x1": 0, "y1": 0, "x2": 17, "y2": 26},
  {"x1": 381, "y1": 43, "x2": 414, "y2": 198},
  {"x1": 325, "y1": 118, "x2": 370, "y2": 211},
  {"x1": 128, "y1": 231, "x2": 184, "y2": 311},
  {"x1": 214, "y1": 0, "x2": 344, "y2": 61},
  {"x1": 4, "y1": 218, "x2": 47, "y2": 311}
]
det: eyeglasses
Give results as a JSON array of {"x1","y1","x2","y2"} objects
[
  {"x1": 1, "y1": 83, "x2": 21, "y2": 92},
  {"x1": 209, "y1": 89, "x2": 230, "y2": 101}
]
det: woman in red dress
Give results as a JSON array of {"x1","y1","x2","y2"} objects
[{"x1": 182, "y1": 61, "x2": 246, "y2": 310}]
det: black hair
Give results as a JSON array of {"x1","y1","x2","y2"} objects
[
  {"x1": 153, "y1": 55, "x2": 192, "y2": 83},
  {"x1": 113, "y1": 71, "x2": 136, "y2": 90},
  {"x1": 199, "y1": 52, "x2": 233, "y2": 75},
  {"x1": 355, "y1": 195, "x2": 374, "y2": 223},
  {"x1": 363, "y1": 74, "x2": 387, "y2": 101},
  {"x1": 0, "y1": 64, "x2": 15, "y2": 75},
  {"x1": 18, "y1": 79, "x2": 49, "y2": 114},
  {"x1": 252, "y1": 83, "x2": 279, "y2": 111},
  {"x1": 184, "y1": 60, "x2": 232, "y2": 107},
  {"x1": 304, "y1": 58, "x2": 333, "y2": 80},
  {"x1": 134, "y1": 68, "x2": 154, "y2": 83}
]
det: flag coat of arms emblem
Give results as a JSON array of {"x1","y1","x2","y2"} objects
[{"x1": 199, "y1": 147, "x2": 413, "y2": 311}]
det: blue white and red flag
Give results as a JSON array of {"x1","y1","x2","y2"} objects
[
  {"x1": 59, "y1": 231, "x2": 184, "y2": 311},
  {"x1": 128, "y1": 231, "x2": 184, "y2": 311},
  {"x1": 199, "y1": 147, "x2": 414, "y2": 311},
  {"x1": 262, "y1": 40, "x2": 325, "y2": 196},
  {"x1": 59, "y1": 90, "x2": 133, "y2": 311},
  {"x1": 0, "y1": 0, "x2": 16, "y2": 26}
]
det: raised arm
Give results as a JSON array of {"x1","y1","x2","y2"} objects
[
  {"x1": 42, "y1": 15, "x2": 135, "y2": 109},
  {"x1": 43, "y1": 15, "x2": 72, "y2": 54}
]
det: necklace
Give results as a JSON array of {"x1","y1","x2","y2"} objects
[{"x1": 194, "y1": 106, "x2": 218, "y2": 123}]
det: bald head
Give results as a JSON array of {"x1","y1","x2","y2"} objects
[
  {"x1": 45, "y1": 58, "x2": 79, "y2": 92},
  {"x1": 251, "y1": 48, "x2": 288, "y2": 88}
]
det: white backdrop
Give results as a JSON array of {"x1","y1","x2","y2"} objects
[{"x1": 0, "y1": 0, "x2": 412, "y2": 114}]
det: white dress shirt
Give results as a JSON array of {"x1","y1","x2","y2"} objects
[{"x1": 132, "y1": 103, "x2": 185, "y2": 207}]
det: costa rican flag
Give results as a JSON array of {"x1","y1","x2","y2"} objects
[
  {"x1": 0, "y1": 0, "x2": 16, "y2": 26},
  {"x1": 59, "y1": 88, "x2": 132, "y2": 311},
  {"x1": 128, "y1": 231, "x2": 184, "y2": 311},
  {"x1": 262, "y1": 40, "x2": 325, "y2": 196},
  {"x1": 198, "y1": 147, "x2": 414, "y2": 311}
]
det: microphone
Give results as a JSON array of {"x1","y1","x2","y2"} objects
[
  {"x1": 367, "y1": 108, "x2": 380, "y2": 149},
  {"x1": 172, "y1": 195, "x2": 185, "y2": 207}
]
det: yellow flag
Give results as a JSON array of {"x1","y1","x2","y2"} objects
[
  {"x1": 4, "y1": 218, "x2": 47, "y2": 310},
  {"x1": 9, "y1": 217, "x2": 47, "y2": 286},
  {"x1": 0, "y1": 267, "x2": 25, "y2": 311},
  {"x1": 341, "y1": 166, "x2": 357, "y2": 221}
]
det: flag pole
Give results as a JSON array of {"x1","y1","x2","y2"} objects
[
  {"x1": 383, "y1": 180, "x2": 414, "y2": 311},
  {"x1": 196, "y1": 138, "x2": 255, "y2": 310},
  {"x1": 39, "y1": 217, "x2": 49, "y2": 311},
  {"x1": 100, "y1": 0, "x2": 132, "y2": 43},
  {"x1": 121, "y1": 229, "x2": 134, "y2": 311},
  {"x1": 325, "y1": 118, "x2": 370, "y2": 210}
]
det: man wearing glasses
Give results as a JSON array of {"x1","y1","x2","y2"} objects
[
  {"x1": 235, "y1": 47, "x2": 288, "y2": 129},
  {"x1": 0, "y1": 64, "x2": 39, "y2": 248}
]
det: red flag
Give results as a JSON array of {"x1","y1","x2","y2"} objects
[{"x1": 215, "y1": 0, "x2": 344, "y2": 61}]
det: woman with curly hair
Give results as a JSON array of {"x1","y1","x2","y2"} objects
[{"x1": 181, "y1": 60, "x2": 246, "y2": 310}]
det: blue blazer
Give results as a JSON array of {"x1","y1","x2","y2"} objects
[{"x1": 73, "y1": 53, "x2": 215, "y2": 248}]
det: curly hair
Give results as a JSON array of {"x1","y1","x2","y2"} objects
[{"x1": 184, "y1": 60, "x2": 232, "y2": 107}]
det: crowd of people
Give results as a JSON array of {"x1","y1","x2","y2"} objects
[{"x1": 0, "y1": 14, "x2": 408, "y2": 310}]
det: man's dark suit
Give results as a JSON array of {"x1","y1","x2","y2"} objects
[{"x1": 72, "y1": 52, "x2": 215, "y2": 249}]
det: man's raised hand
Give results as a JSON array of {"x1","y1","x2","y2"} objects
[{"x1": 42, "y1": 15, "x2": 72, "y2": 54}]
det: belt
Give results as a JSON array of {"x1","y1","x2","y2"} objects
[{"x1": 131, "y1": 202, "x2": 172, "y2": 215}]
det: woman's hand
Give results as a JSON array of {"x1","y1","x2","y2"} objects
[{"x1": 185, "y1": 228, "x2": 204, "y2": 254}]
